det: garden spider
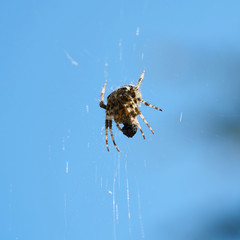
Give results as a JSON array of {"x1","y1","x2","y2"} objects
[{"x1": 100, "y1": 70, "x2": 162, "y2": 152}]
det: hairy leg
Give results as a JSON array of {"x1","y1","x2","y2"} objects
[
  {"x1": 100, "y1": 82, "x2": 107, "y2": 109},
  {"x1": 136, "y1": 70, "x2": 145, "y2": 89},
  {"x1": 105, "y1": 118, "x2": 109, "y2": 151},
  {"x1": 109, "y1": 117, "x2": 120, "y2": 152},
  {"x1": 141, "y1": 99, "x2": 162, "y2": 111}
]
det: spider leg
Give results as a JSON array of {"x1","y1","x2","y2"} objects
[
  {"x1": 141, "y1": 99, "x2": 162, "y2": 111},
  {"x1": 139, "y1": 111, "x2": 154, "y2": 134},
  {"x1": 116, "y1": 123, "x2": 122, "y2": 132},
  {"x1": 109, "y1": 117, "x2": 120, "y2": 152},
  {"x1": 129, "y1": 98, "x2": 155, "y2": 135},
  {"x1": 135, "y1": 119, "x2": 145, "y2": 139},
  {"x1": 100, "y1": 82, "x2": 107, "y2": 109},
  {"x1": 127, "y1": 99, "x2": 146, "y2": 139},
  {"x1": 105, "y1": 118, "x2": 109, "y2": 151},
  {"x1": 136, "y1": 70, "x2": 145, "y2": 89}
]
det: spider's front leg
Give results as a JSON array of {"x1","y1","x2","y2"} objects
[
  {"x1": 136, "y1": 70, "x2": 145, "y2": 89},
  {"x1": 100, "y1": 82, "x2": 107, "y2": 109}
]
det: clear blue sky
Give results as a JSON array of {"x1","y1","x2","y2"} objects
[{"x1": 1, "y1": 0, "x2": 240, "y2": 239}]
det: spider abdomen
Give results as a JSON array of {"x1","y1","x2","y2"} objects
[{"x1": 122, "y1": 123, "x2": 138, "y2": 138}]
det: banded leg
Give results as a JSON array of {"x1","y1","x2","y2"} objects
[
  {"x1": 109, "y1": 117, "x2": 120, "y2": 152},
  {"x1": 100, "y1": 82, "x2": 107, "y2": 109},
  {"x1": 130, "y1": 98, "x2": 154, "y2": 135},
  {"x1": 128, "y1": 99, "x2": 146, "y2": 139},
  {"x1": 116, "y1": 123, "x2": 122, "y2": 132},
  {"x1": 136, "y1": 70, "x2": 145, "y2": 89},
  {"x1": 141, "y1": 99, "x2": 162, "y2": 111},
  {"x1": 139, "y1": 112, "x2": 154, "y2": 134},
  {"x1": 105, "y1": 118, "x2": 109, "y2": 151},
  {"x1": 135, "y1": 119, "x2": 145, "y2": 139}
]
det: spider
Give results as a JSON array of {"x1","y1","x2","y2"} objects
[{"x1": 100, "y1": 70, "x2": 162, "y2": 152}]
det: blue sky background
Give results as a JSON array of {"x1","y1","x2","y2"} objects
[{"x1": 1, "y1": 0, "x2": 240, "y2": 239}]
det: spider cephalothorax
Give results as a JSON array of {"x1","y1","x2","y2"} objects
[{"x1": 100, "y1": 70, "x2": 162, "y2": 151}]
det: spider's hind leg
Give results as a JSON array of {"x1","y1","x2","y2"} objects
[
  {"x1": 105, "y1": 118, "x2": 109, "y2": 151},
  {"x1": 135, "y1": 119, "x2": 146, "y2": 139},
  {"x1": 109, "y1": 117, "x2": 120, "y2": 152},
  {"x1": 130, "y1": 98, "x2": 155, "y2": 134},
  {"x1": 139, "y1": 111, "x2": 154, "y2": 134},
  {"x1": 128, "y1": 99, "x2": 146, "y2": 139}
]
